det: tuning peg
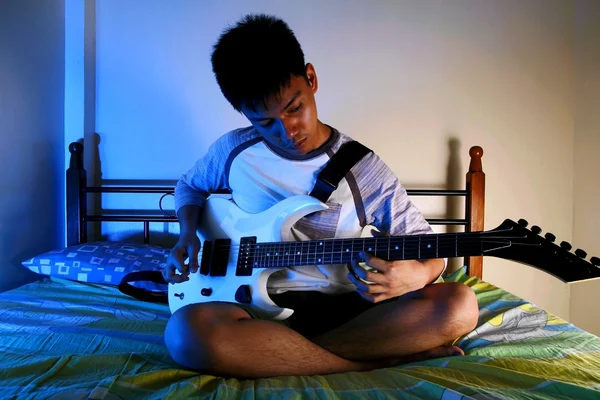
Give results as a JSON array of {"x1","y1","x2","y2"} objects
[
  {"x1": 591, "y1": 257, "x2": 600, "y2": 267},
  {"x1": 518, "y1": 219, "x2": 529, "y2": 227},
  {"x1": 560, "y1": 241, "x2": 572, "y2": 251},
  {"x1": 531, "y1": 225, "x2": 542, "y2": 235},
  {"x1": 544, "y1": 232, "x2": 556, "y2": 242},
  {"x1": 575, "y1": 249, "x2": 588, "y2": 258}
]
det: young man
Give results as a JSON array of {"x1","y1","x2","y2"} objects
[{"x1": 162, "y1": 14, "x2": 478, "y2": 378}]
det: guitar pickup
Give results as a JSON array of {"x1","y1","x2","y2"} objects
[
  {"x1": 209, "y1": 238, "x2": 231, "y2": 276},
  {"x1": 236, "y1": 236, "x2": 257, "y2": 276},
  {"x1": 199, "y1": 240, "x2": 212, "y2": 276}
]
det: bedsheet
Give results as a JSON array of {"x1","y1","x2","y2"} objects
[{"x1": 1, "y1": 267, "x2": 599, "y2": 399}]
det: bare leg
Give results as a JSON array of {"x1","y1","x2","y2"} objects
[
  {"x1": 311, "y1": 282, "x2": 479, "y2": 361},
  {"x1": 164, "y1": 282, "x2": 478, "y2": 378},
  {"x1": 164, "y1": 302, "x2": 381, "y2": 378}
]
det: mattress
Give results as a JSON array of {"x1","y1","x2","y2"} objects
[{"x1": 1, "y1": 267, "x2": 599, "y2": 399}]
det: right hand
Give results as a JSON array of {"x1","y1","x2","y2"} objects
[{"x1": 163, "y1": 232, "x2": 201, "y2": 284}]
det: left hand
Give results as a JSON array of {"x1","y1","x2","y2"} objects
[{"x1": 347, "y1": 251, "x2": 421, "y2": 303}]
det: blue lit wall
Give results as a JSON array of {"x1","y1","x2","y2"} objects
[{"x1": 0, "y1": 0, "x2": 65, "y2": 292}]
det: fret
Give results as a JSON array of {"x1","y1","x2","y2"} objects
[
  {"x1": 272, "y1": 243, "x2": 277, "y2": 267},
  {"x1": 387, "y1": 236, "x2": 390, "y2": 261},
  {"x1": 377, "y1": 237, "x2": 385, "y2": 260},
  {"x1": 255, "y1": 244, "x2": 262, "y2": 268},
  {"x1": 455, "y1": 232, "x2": 458, "y2": 257},
  {"x1": 420, "y1": 235, "x2": 438, "y2": 260},
  {"x1": 344, "y1": 239, "x2": 352, "y2": 264},
  {"x1": 374, "y1": 237, "x2": 378, "y2": 259},
  {"x1": 303, "y1": 240, "x2": 308, "y2": 265},
  {"x1": 302, "y1": 240, "x2": 308, "y2": 266},
  {"x1": 402, "y1": 236, "x2": 404, "y2": 260},
  {"x1": 274, "y1": 244, "x2": 280, "y2": 267},
  {"x1": 296, "y1": 241, "x2": 302, "y2": 266},
  {"x1": 323, "y1": 239, "x2": 332, "y2": 264},
  {"x1": 312, "y1": 240, "x2": 320, "y2": 265},
  {"x1": 404, "y1": 236, "x2": 418, "y2": 260}
]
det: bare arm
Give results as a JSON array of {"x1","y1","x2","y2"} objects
[
  {"x1": 178, "y1": 204, "x2": 201, "y2": 236},
  {"x1": 162, "y1": 205, "x2": 203, "y2": 284}
]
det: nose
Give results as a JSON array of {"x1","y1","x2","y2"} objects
[{"x1": 277, "y1": 119, "x2": 298, "y2": 142}]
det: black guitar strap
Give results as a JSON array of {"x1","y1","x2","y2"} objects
[
  {"x1": 309, "y1": 140, "x2": 372, "y2": 203},
  {"x1": 118, "y1": 270, "x2": 168, "y2": 304}
]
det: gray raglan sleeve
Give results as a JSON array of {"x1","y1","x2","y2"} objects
[
  {"x1": 354, "y1": 153, "x2": 447, "y2": 276},
  {"x1": 358, "y1": 153, "x2": 432, "y2": 236},
  {"x1": 174, "y1": 134, "x2": 233, "y2": 213}
]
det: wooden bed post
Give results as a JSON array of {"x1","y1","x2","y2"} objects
[
  {"x1": 465, "y1": 146, "x2": 485, "y2": 279},
  {"x1": 66, "y1": 142, "x2": 87, "y2": 246}
]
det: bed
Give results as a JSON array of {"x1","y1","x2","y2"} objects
[{"x1": 1, "y1": 143, "x2": 600, "y2": 399}]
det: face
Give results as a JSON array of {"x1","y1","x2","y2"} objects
[{"x1": 242, "y1": 63, "x2": 330, "y2": 157}]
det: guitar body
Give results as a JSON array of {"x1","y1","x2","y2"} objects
[{"x1": 167, "y1": 195, "x2": 328, "y2": 320}]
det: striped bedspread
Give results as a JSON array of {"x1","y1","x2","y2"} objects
[{"x1": 1, "y1": 267, "x2": 599, "y2": 399}]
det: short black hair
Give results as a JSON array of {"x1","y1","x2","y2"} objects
[{"x1": 211, "y1": 14, "x2": 307, "y2": 113}]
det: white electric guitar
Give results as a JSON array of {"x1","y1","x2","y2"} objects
[{"x1": 167, "y1": 195, "x2": 600, "y2": 319}]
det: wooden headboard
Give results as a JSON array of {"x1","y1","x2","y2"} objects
[{"x1": 66, "y1": 142, "x2": 486, "y2": 280}]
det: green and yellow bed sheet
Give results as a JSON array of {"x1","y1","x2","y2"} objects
[{"x1": 1, "y1": 267, "x2": 599, "y2": 399}]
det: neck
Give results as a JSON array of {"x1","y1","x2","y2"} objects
[
  {"x1": 315, "y1": 121, "x2": 332, "y2": 148},
  {"x1": 248, "y1": 232, "x2": 484, "y2": 269}
]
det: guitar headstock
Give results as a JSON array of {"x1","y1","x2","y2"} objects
[{"x1": 481, "y1": 219, "x2": 600, "y2": 283}]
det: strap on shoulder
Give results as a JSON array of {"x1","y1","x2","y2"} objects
[{"x1": 309, "y1": 140, "x2": 372, "y2": 203}]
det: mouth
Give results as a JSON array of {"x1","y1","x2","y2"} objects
[{"x1": 292, "y1": 138, "x2": 307, "y2": 148}]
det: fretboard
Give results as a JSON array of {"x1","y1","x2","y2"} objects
[{"x1": 249, "y1": 232, "x2": 483, "y2": 268}]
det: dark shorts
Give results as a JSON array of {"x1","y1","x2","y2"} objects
[
  {"x1": 237, "y1": 275, "x2": 445, "y2": 339},
  {"x1": 242, "y1": 291, "x2": 386, "y2": 339}
]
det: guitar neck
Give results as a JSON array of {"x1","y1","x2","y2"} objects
[{"x1": 252, "y1": 232, "x2": 483, "y2": 268}]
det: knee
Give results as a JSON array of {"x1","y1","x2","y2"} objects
[
  {"x1": 432, "y1": 282, "x2": 479, "y2": 338},
  {"x1": 164, "y1": 304, "x2": 228, "y2": 371}
]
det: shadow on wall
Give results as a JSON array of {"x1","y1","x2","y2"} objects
[
  {"x1": 73, "y1": 132, "x2": 179, "y2": 249},
  {"x1": 445, "y1": 136, "x2": 465, "y2": 274}
]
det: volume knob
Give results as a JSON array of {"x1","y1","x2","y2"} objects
[
  {"x1": 531, "y1": 226, "x2": 542, "y2": 235},
  {"x1": 544, "y1": 232, "x2": 556, "y2": 242}
]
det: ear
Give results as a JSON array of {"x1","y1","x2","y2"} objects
[{"x1": 305, "y1": 63, "x2": 318, "y2": 94}]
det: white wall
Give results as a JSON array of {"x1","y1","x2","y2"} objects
[
  {"x1": 571, "y1": 0, "x2": 600, "y2": 336},
  {"x1": 92, "y1": 0, "x2": 593, "y2": 321},
  {"x1": 0, "y1": 0, "x2": 65, "y2": 292}
]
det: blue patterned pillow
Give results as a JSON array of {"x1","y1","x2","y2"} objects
[{"x1": 21, "y1": 241, "x2": 169, "y2": 292}]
